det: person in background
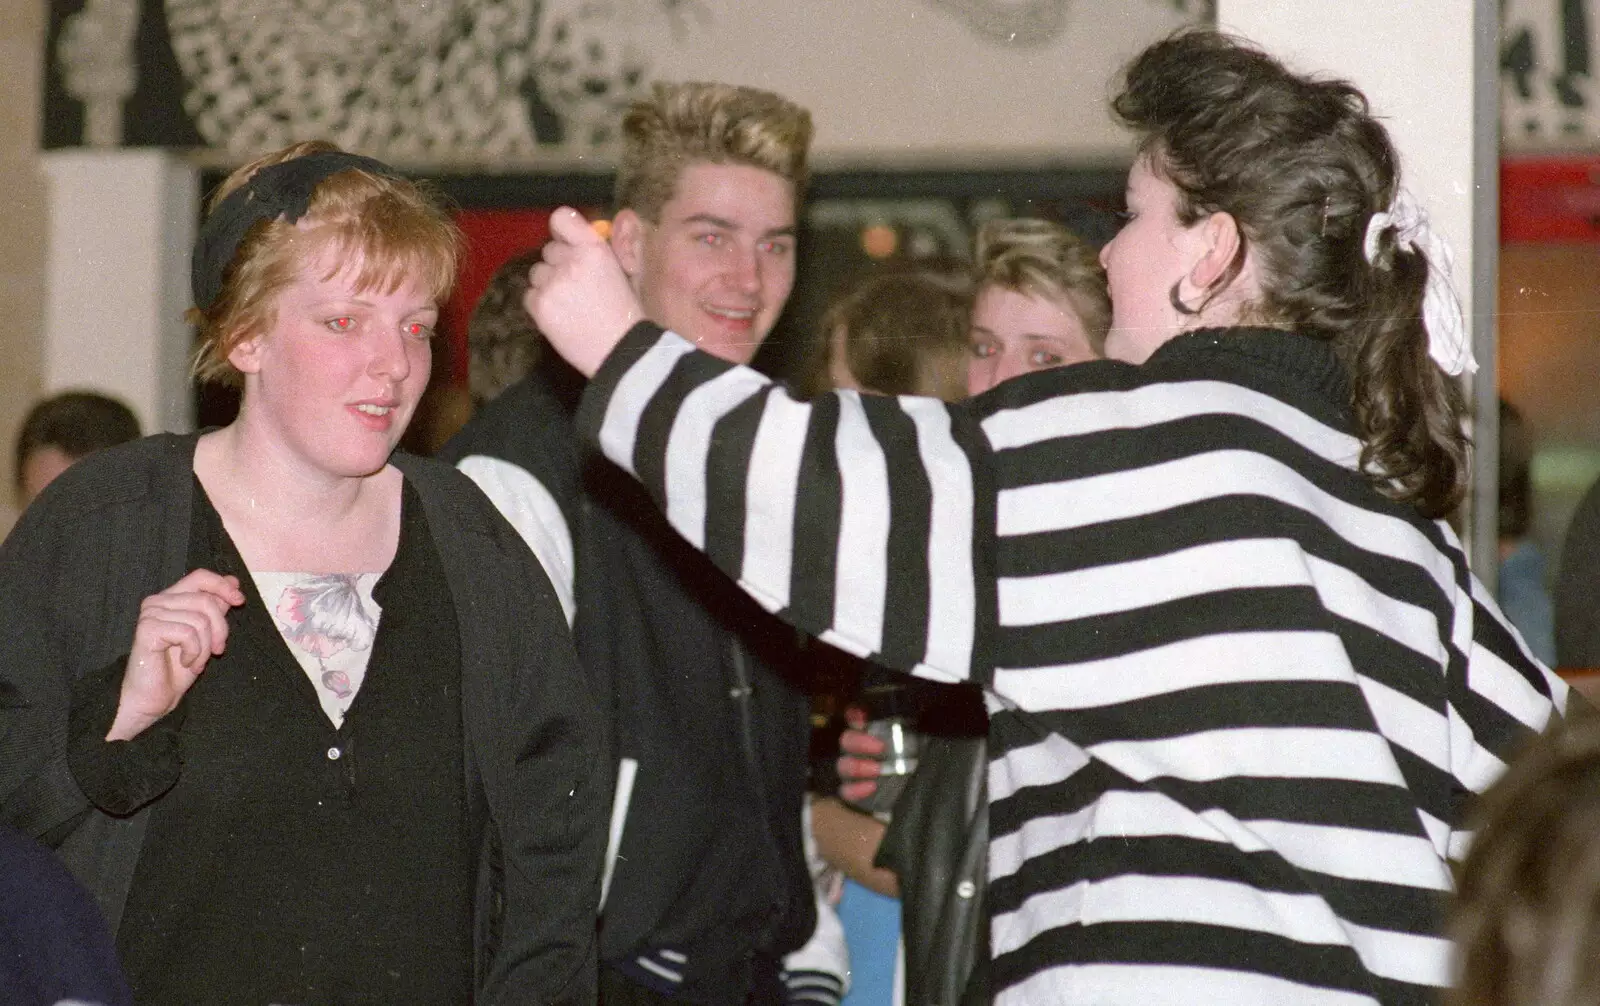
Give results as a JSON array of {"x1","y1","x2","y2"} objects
[
  {"x1": 0, "y1": 823, "x2": 133, "y2": 1006},
  {"x1": 442, "y1": 81, "x2": 849, "y2": 1005},
  {"x1": 1551, "y1": 419, "x2": 1600, "y2": 673},
  {"x1": 799, "y1": 265, "x2": 973, "y2": 401},
  {"x1": 467, "y1": 248, "x2": 548, "y2": 408},
  {"x1": 14, "y1": 390, "x2": 140, "y2": 509},
  {"x1": 0, "y1": 141, "x2": 605, "y2": 1005},
  {"x1": 1496, "y1": 399, "x2": 1554, "y2": 666},
  {"x1": 963, "y1": 216, "x2": 1107, "y2": 394},
  {"x1": 526, "y1": 28, "x2": 1570, "y2": 1004},
  {"x1": 1449, "y1": 713, "x2": 1600, "y2": 1006},
  {"x1": 830, "y1": 217, "x2": 1110, "y2": 1006}
]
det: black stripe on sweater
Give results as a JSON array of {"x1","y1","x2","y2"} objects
[
  {"x1": 987, "y1": 833, "x2": 1446, "y2": 939},
  {"x1": 787, "y1": 394, "x2": 843, "y2": 644},
  {"x1": 867, "y1": 401, "x2": 934, "y2": 666},
  {"x1": 997, "y1": 494, "x2": 1452, "y2": 620},
  {"x1": 989, "y1": 918, "x2": 1405, "y2": 1002},
  {"x1": 703, "y1": 388, "x2": 765, "y2": 578},
  {"x1": 993, "y1": 584, "x2": 1335, "y2": 670}
]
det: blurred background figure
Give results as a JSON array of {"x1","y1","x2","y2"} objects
[
  {"x1": 798, "y1": 263, "x2": 973, "y2": 401},
  {"x1": 466, "y1": 248, "x2": 547, "y2": 408},
  {"x1": 1554, "y1": 420, "x2": 1600, "y2": 678},
  {"x1": 0, "y1": 822, "x2": 133, "y2": 1006},
  {"x1": 812, "y1": 218, "x2": 1109, "y2": 1006},
  {"x1": 1449, "y1": 713, "x2": 1600, "y2": 1006},
  {"x1": 1497, "y1": 399, "x2": 1555, "y2": 666},
  {"x1": 14, "y1": 390, "x2": 140, "y2": 509}
]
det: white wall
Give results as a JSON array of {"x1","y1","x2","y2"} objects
[
  {"x1": 648, "y1": 2, "x2": 1191, "y2": 163},
  {"x1": 41, "y1": 149, "x2": 199, "y2": 435},
  {"x1": 1216, "y1": 2, "x2": 1477, "y2": 329}
]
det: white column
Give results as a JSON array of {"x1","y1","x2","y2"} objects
[
  {"x1": 40, "y1": 149, "x2": 200, "y2": 435},
  {"x1": 1215, "y1": 0, "x2": 1497, "y2": 574}
]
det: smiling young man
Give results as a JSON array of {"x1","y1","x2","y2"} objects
[{"x1": 441, "y1": 83, "x2": 847, "y2": 1006}]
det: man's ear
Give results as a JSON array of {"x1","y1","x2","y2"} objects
[
  {"x1": 1186, "y1": 210, "x2": 1244, "y2": 293},
  {"x1": 610, "y1": 209, "x2": 646, "y2": 279},
  {"x1": 227, "y1": 332, "x2": 264, "y2": 375}
]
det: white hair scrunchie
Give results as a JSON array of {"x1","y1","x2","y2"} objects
[{"x1": 1362, "y1": 188, "x2": 1477, "y2": 376}]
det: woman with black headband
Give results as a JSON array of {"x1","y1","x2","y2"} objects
[{"x1": 0, "y1": 141, "x2": 606, "y2": 1005}]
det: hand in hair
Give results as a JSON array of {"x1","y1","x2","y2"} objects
[
  {"x1": 526, "y1": 207, "x2": 643, "y2": 378},
  {"x1": 107, "y1": 569, "x2": 246, "y2": 742}
]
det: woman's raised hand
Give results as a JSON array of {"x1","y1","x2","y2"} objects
[
  {"x1": 107, "y1": 569, "x2": 246, "y2": 742},
  {"x1": 524, "y1": 207, "x2": 643, "y2": 378}
]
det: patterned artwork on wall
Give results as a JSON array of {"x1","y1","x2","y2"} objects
[{"x1": 44, "y1": 0, "x2": 691, "y2": 159}]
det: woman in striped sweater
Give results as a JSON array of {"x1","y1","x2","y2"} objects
[{"x1": 526, "y1": 29, "x2": 1569, "y2": 1006}]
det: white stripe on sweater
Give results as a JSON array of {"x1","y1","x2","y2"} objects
[
  {"x1": 994, "y1": 963, "x2": 1382, "y2": 1006},
  {"x1": 903, "y1": 395, "x2": 978, "y2": 678},
  {"x1": 664, "y1": 366, "x2": 768, "y2": 550},
  {"x1": 991, "y1": 874, "x2": 1358, "y2": 958},
  {"x1": 1244, "y1": 818, "x2": 1452, "y2": 889},
  {"x1": 986, "y1": 733, "x2": 1091, "y2": 804},
  {"x1": 1351, "y1": 673, "x2": 1450, "y2": 774},
  {"x1": 832, "y1": 392, "x2": 890, "y2": 656},
  {"x1": 986, "y1": 789, "x2": 1223, "y2": 881},
  {"x1": 997, "y1": 541, "x2": 1443, "y2": 666},
  {"x1": 991, "y1": 631, "x2": 1360, "y2": 711},
  {"x1": 599, "y1": 331, "x2": 696, "y2": 477},
  {"x1": 981, "y1": 380, "x2": 1361, "y2": 469},
  {"x1": 1088, "y1": 727, "x2": 1409, "y2": 789},
  {"x1": 740, "y1": 392, "x2": 811, "y2": 612},
  {"x1": 995, "y1": 449, "x2": 1457, "y2": 600}
]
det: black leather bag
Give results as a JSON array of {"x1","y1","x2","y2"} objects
[{"x1": 874, "y1": 735, "x2": 989, "y2": 1006}]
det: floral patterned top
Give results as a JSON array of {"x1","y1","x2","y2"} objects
[{"x1": 250, "y1": 572, "x2": 383, "y2": 726}]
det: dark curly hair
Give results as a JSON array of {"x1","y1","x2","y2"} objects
[{"x1": 1112, "y1": 29, "x2": 1468, "y2": 518}]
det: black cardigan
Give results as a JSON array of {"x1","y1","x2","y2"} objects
[{"x1": 0, "y1": 432, "x2": 609, "y2": 1005}]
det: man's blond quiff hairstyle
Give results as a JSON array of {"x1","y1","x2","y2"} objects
[{"x1": 614, "y1": 81, "x2": 814, "y2": 222}]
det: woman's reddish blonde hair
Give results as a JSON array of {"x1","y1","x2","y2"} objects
[{"x1": 188, "y1": 140, "x2": 461, "y2": 386}]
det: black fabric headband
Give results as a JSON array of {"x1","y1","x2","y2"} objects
[{"x1": 190, "y1": 151, "x2": 399, "y2": 311}]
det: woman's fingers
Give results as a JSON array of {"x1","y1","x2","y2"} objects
[
  {"x1": 839, "y1": 727, "x2": 886, "y2": 757},
  {"x1": 139, "y1": 572, "x2": 245, "y2": 656},
  {"x1": 836, "y1": 754, "x2": 883, "y2": 784},
  {"x1": 166, "y1": 567, "x2": 245, "y2": 601},
  {"x1": 111, "y1": 572, "x2": 244, "y2": 742},
  {"x1": 139, "y1": 596, "x2": 229, "y2": 661},
  {"x1": 839, "y1": 779, "x2": 879, "y2": 803}
]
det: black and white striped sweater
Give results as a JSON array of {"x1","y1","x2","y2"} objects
[{"x1": 576, "y1": 321, "x2": 1568, "y2": 1005}]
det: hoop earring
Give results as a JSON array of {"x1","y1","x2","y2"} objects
[{"x1": 1168, "y1": 281, "x2": 1199, "y2": 317}]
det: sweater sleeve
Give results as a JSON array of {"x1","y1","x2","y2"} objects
[
  {"x1": 1446, "y1": 566, "x2": 1572, "y2": 858},
  {"x1": 576, "y1": 322, "x2": 990, "y2": 685},
  {"x1": 0, "y1": 502, "x2": 90, "y2": 842},
  {"x1": 66, "y1": 656, "x2": 186, "y2": 817}
]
